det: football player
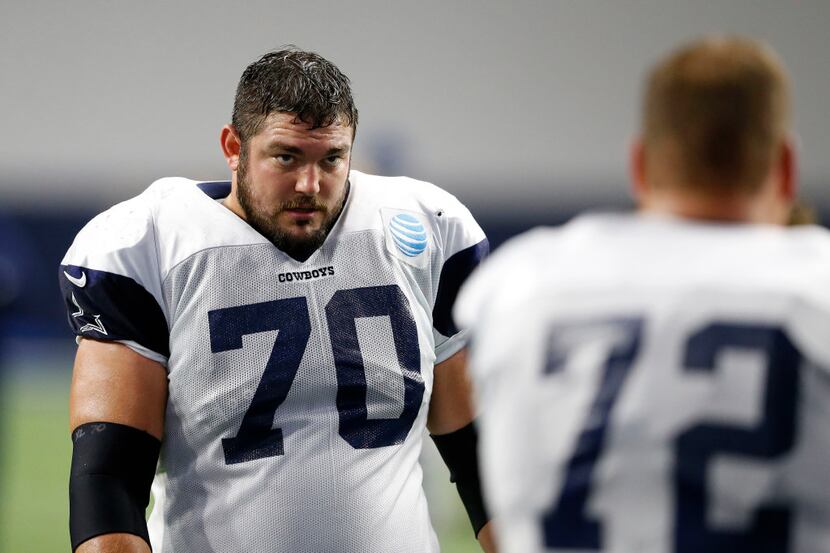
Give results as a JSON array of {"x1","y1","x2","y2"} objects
[
  {"x1": 456, "y1": 36, "x2": 830, "y2": 553},
  {"x1": 61, "y1": 47, "x2": 494, "y2": 553}
]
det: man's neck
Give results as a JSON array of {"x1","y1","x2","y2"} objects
[{"x1": 640, "y1": 186, "x2": 787, "y2": 225}]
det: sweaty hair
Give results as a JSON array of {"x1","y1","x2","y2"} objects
[
  {"x1": 642, "y1": 36, "x2": 791, "y2": 193},
  {"x1": 231, "y1": 46, "x2": 358, "y2": 144}
]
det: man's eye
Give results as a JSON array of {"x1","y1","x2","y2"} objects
[
  {"x1": 324, "y1": 156, "x2": 342, "y2": 167},
  {"x1": 276, "y1": 154, "x2": 294, "y2": 165}
]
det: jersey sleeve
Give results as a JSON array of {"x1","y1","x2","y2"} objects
[
  {"x1": 58, "y1": 196, "x2": 169, "y2": 364},
  {"x1": 431, "y1": 196, "x2": 489, "y2": 364},
  {"x1": 454, "y1": 229, "x2": 552, "y2": 383},
  {"x1": 453, "y1": 246, "x2": 500, "y2": 346},
  {"x1": 455, "y1": 228, "x2": 550, "y2": 330}
]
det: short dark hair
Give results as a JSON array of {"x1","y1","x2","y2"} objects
[
  {"x1": 231, "y1": 46, "x2": 358, "y2": 143},
  {"x1": 642, "y1": 36, "x2": 790, "y2": 193}
]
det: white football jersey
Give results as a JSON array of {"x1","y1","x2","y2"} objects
[
  {"x1": 455, "y1": 213, "x2": 830, "y2": 553},
  {"x1": 60, "y1": 170, "x2": 488, "y2": 553}
]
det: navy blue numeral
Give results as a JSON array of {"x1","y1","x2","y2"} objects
[
  {"x1": 539, "y1": 319, "x2": 801, "y2": 552},
  {"x1": 541, "y1": 318, "x2": 643, "y2": 549},
  {"x1": 209, "y1": 285, "x2": 423, "y2": 464},
  {"x1": 326, "y1": 285, "x2": 424, "y2": 449},
  {"x1": 209, "y1": 297, "x2": 311, "y2": 464},
  {"x1": 674, "y1": 323, "x2": 799, "y2": 553}
]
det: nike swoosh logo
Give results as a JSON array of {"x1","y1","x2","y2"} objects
[{"x1": 64, "y1": 270, "x2": 87, "y2": 288}]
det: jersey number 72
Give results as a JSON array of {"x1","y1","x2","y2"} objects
[{"x1": 541, "y1": 318, "x2": 799, "y2": 553}]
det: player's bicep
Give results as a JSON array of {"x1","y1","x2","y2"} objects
[
  {"x1": 428, "y1": 347, "x2": 475, "y2": 435},
  {"x1": 70, "y1": 338, "x2": 168, "y2": 439}
]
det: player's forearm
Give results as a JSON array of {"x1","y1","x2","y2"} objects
[
  {"x1": 69, "y1": 341, "x2": 166, "y2": 553},
  {"x1": 75, "y1": 533, "x2": 151, "y2": 553},
  {"x1": 477, "y1": 521, "x2": 498, "y2": 553}
]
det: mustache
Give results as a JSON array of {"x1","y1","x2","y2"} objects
[{"x1": 280, "y1": 197, "x2": 327, "y2": 211}]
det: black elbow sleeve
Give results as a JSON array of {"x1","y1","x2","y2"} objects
[
  {"x1": 69, "y1": 421, "x2": 161, "y2": 551},
  {"x1": 431, "y1": 421, "x2": 490, "y2": 536}
]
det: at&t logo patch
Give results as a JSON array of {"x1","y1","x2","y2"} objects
[
  {"x1": 381, "y1": 209, "x2": 431, "y2": 268},
  {"x1": 389, "y1": 213, "x2": 428, "y2": 257}
]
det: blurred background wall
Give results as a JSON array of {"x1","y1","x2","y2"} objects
[{"x1": 1, "y1": 1, "x2": 828, "y2": 551}]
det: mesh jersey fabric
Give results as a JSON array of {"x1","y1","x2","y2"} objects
[
  {"x1": 456, "y1": 212, "x2": 830, "y2": 553},
  {"x1": 60, "y1": 170, "x2": 488, "y2": 553}
]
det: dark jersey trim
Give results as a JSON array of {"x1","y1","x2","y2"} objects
[
  {"x1": 59, "y1": 264, "x2": 170, "y2": 357},
  {"x1": 433, "y1": 238, "x2": 489, "y2": 337},
  {"x1": 197, "y1": 180, "x2": 231, "y2": 200}
]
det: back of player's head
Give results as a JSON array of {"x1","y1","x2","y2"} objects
[
  {"x1": 232, "y1": 46, "x2": 359, "y2": 144},
  {"x1": 642, "y1": 36, "x2": 791, "y2": 194}
]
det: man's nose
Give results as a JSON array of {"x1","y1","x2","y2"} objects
[{"x1": 295, "y1": 165, "x2": 320, "y2": 195}]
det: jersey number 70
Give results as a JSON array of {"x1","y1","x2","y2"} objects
[{"x1": 208, "y1": 284, "x2": 424, "y2": 465}]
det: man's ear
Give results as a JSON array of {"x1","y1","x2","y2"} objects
[
  {"x1": 776, "y1": 136, "x2": 798, "y2": 203},
  {"x1": 220, "y1": 125, "x2": 242, "y2": 171},
  {"x1": 629, "y1": 137, "x2": 649, "y2": 202}
]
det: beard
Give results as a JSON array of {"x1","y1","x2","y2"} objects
[{"x1": 235, "y1": 153, "x2": 349, "y2": 262}]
